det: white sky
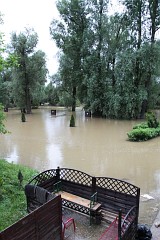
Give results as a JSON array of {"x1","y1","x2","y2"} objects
[
  {"x1": 0, "y1": 0, "x2": 123, "y2": 79},
  {"x1": 0, "y1": 0, "x2": 60, "y2": 77}
]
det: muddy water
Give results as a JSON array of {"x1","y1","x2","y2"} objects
[{"x1": 1, "y1": 107, "x2": 160, "y2": 227}]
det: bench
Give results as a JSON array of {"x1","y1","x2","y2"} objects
[{"x1": 53, "y1": 181, "x2": 102, "y2": 224}]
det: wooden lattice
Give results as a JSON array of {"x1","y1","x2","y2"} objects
[
  {"x1": 28, "y1": 169, "x2": 57, "y2": 185},
  {"x1": 96, "y1": 177, "x2": 139, "y2": 196},
  {"x1": 26, "y1": 167, "x2": 140, "y2": 240},
  {"x1": 60, "y1": 168, "x2": 92, "y2": 186},
  {"x1": 62, "y1": 198, "x2": 90, "y2": 215}
]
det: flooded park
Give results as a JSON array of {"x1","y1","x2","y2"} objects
[{"x1": 1, "y1": 106, "x2": 160, "y2": 230}]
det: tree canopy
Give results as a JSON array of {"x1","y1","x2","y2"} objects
[
  {"x1": 9, "y1": 28, "x2": 48, "y2": 113},
  {"x1": 50, "y1": 0, "x2": 160, "y2": 119}
]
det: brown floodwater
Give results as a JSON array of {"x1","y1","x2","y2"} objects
[{"x1": 1, "y1": 107, "x2": 160, "y2": 228}]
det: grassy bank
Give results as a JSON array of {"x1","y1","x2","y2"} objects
[{"x1": 0, "y1": 159, "x2": 38, "y2": 231}]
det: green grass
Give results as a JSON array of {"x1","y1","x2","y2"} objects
[{"x1": 0, "y1": 159, "x2": 38, "y2": 231}]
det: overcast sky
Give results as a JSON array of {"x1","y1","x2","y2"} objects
[
  {"x1": 0, "y1": 0, "x2": 60, "y2": 77},
  {"x1": 0, "y1": 0, "x2": 124, "y2": 79}
]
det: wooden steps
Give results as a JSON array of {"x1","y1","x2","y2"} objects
[{"x1": 101, "y1": 209, "x2": 118, "y2": 224}]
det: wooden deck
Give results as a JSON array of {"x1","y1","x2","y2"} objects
[{"x1": 28, "y1": 167, "x2": 140, "y2": 240}]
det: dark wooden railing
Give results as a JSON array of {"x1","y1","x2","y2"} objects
[{"x1": 28, "y1": 167, "x2": 140, "y2": 240}]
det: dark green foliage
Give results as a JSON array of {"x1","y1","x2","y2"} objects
[
  {"x1": 133, "y1": 122, "x2": 148, "y2": 129},
  {"x1": 10, "y1": 28, "x2": 47, "y2": 113},
  {"x1": 128, "y1": 115, "x2": 160, "y2": 141},
  {"x1": 50, "y1": 0, "x2": 160, "y2": 119},
  {"x1": 0, "y1": 177, "x2": 3, "y2": 200},
  {"x1": 21, "y1": 112, "x2": 26, "y2": 122},
  {"x1": 0, "y1": 104, "x2": 8, "y2": 134},
  {"x1": 128, "y1": 127, "x2": 160, "y2": 141},
  {"x1": 146, "y1": 111, "x2": 159, "y2": 128},
  {"x1": 70, "y1": 114, "x2": 75, "y2": 127}
]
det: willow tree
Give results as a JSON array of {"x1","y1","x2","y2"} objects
[
  {"x1": 118, "y1": 0, "x2": 160, "y2": 118},
  {"x1": 50, "y1": 0, "x2": 88, "y2": 111},
  {"x1": 0, "y1": 14, "x2": 17, "y2": 133},
  {"x1": 10, "y1": 28, "x2": 47, "y2": 113}
]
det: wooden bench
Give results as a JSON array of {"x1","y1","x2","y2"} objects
[{"x1": 54, "y1": 185, "x2": 102, "y2": 224}]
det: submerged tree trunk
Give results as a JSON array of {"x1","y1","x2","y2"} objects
[{"x1": 72, "y1": 86, "x2": 76, "y2": 112}]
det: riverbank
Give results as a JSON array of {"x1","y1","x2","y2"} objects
[{"x1": 0, "y1": 159, "x2": 38, "y2": 231}]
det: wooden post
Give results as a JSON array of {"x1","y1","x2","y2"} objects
[
  {"x1": 56, "y1": 166, "x2": 60, "y2": 182},
  {"x1": 51, "y1": 109, "x2": 56, "y2": 115},
  {"x1": 85, "y1": 111, "x2": 91, "y2": 117},
  {"x1": 92, "y1": 177, "x2": 96, "y2": 195},
  {"x1": 4, "y1": 107, "x2": 8, "y2": 112},
  {"x1": 136, "y1": 188, "x2": 140, "y2": 225},
  {"x1": 118, "y1": 209, "x2": 122, "y2": 240}
]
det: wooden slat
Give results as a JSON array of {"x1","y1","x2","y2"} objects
[{"x1": 57, "y1": 191, "x2": 90, "y2": 208}]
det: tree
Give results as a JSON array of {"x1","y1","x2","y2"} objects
[
  {"x1": 50, "y1": 0, "x2": 160, "y2": 119},
  {"x1": 0, "y1": 13, "x2": 17, "y2": 133},
  {"x1": 0, "y1": 104, "x2": 8, "y2": 134},
  {"x1": 50, "y1": 0, "x2": 88, "y2": 111},
  {"x1": 45, "y1": 81, "x2": 59, "y2": 105},
  {"x1": 10, "y1": 28, "x2": 48, "y2": 113}
]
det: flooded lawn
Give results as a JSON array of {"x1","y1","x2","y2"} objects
[{"x1": 1, "y1": 107, "x2": 160, "y2": 228}]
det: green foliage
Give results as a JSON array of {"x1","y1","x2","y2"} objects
[
  {"x1": 70, "y1": 114, "x2": 75, "y2": 127},
  {"x1": 50, "y1": 0, "x2": 160, "y2": 119},
  {"x1": 21, "y1": 112, "x2": 26, "y2": 122},
  {"x1": 146, "y1": 111, "x2": 159, "y2": 128},
  {"x1": 0, "y1": 177, "x2": 3, "y2": 200},
  {"x1": 44, "y1": 81, "x2": 60, "y2": 105},
  {"x1": 0, "y1": 159, "x2": 38, "y2": 230},
  {"x1": 0, "y1": 104, "x2": 8, "y2": 134},
  {"x1": 50, "y1": 0, "x2": 88, "y2": 111},
  {"x1": 133, "y1": 122, "x2": 148, "y2": 129},
  {"x1": 10, "y1": 28, "x2": 47, "y2": 113},
  {"x1": 127, "y1": 127, "x2": 160, "y2": 141},
  {"x1": 128, "y1": 112, "x2": 160, "y2": 141}
]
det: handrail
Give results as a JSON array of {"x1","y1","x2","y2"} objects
[
  {"x1": 90, "y1": 192, "x2": 98, "y2": 208},
  {"x1": 120, "y1": 206, "x2": 137, "y2": 237},
  {"x1": 53, "y1": 181, "x2": 62, "y2": 193}
]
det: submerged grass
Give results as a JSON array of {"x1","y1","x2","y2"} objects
[{"x1": 0, "y1": 159, "x2": 38, "y2": 231}]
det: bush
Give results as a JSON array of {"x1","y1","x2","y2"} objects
[
  {"x1": 133, "y1": 122, "x2": 148, "y2": 129},
  {"x1": 146, "y1": 111, "x2": 159, "y2": 128},
  {"x1": 21, "y1": 112, "x2": 26, "y2": 122},
  {"x1": 70, "y1": 114, "x2": 75, "y2": 127},
  {"x1": 128, "y1": 127, "x2": 160, "y2": 141}
]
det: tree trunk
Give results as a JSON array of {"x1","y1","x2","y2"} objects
[
  {"x1": 72, "y1": 86, "x2": 76, "y2": 112},
  {"x1": 25, "y1": 85, "x2": 32, "y2": 114}
]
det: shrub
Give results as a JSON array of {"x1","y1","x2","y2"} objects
[
  {"x1": 146, "y1": 111, "x2": 159, "y2": 128},
  {"x1": 128, "y1": 127, "x2": 160, "y2": 141},
  {"x1": 133, "y1": 122, "x2": 148, "y2": 129},
  {"x1": 70, "y1": 114, "x2": 75, "y2": 127},
  {"x1": 21, "y1": 112, "x2": 26, "y2": 122}
]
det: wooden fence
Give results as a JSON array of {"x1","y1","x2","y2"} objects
[
  {"x1": 28, "y1": 167, "x2": 140, "y2": 240},
  {"x1": 0, "y1": 195, "x2": 62, "y2": 240}
]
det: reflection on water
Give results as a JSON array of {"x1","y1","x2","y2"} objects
[{"x1": 0, "y1": 107, "x2": 160, "y2": 226}]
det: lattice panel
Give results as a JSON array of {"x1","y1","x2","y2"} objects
[
  {"x1": 96, "y1": 177, "x2": 139, "y2": 196},
  {"x1": 29, "y1": 169, "x2": 57, "y2": 185},
  {"x1": 62, "y1": 199, "x2": 90, "y2": 215},
  {"x1": 60, "y1": 168, "x2": 92, "y2": 186}
]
